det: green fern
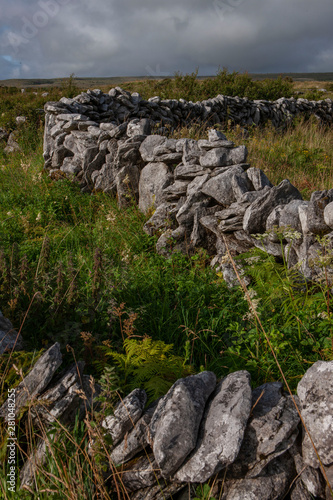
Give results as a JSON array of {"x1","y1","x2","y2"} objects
[{"x1": 101, "y1": 337, "x2": 194, "y2": 403}]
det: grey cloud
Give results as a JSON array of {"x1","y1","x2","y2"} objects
[{"x1": 0, "y1": 0, "x2": 332, "y2": 79}]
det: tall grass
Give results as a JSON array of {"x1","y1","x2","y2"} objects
[{"x1": 1, "y1": 78, "x2": 333, "y2": 497}]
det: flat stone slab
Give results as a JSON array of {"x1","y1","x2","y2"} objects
[
  {"x1": 175, "y1": 371, "x2": 252, "y2": 483},
  {"x1": 297, "y1": 360, "x2": 333, "y2": 468},
  {"x1": 150, "y1": 371, "x2": 216, "y2": 478},
  {"x1": 102, "y1": 388, "x2": 147, "y2": 446},
  {"x1": 0, "y1": 343, "x2": 62, "y2": 419}
]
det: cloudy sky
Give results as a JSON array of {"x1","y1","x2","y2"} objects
[{"x1": 0, "y1": 0, "x2": 333, "y2": 80}]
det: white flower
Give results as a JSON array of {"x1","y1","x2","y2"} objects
[{"x1": 36, "y1": 212, "x2": 41, "y2": 221}]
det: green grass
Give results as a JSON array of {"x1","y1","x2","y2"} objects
[{"x1": 1, "y1": 76, "x2": 333, "y2": 498}]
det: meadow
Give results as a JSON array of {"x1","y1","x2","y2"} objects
[{"x1": 0, "y1": 71, "x2": 333, "y2": 498}]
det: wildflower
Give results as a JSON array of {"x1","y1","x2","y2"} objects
[
  {"x1": 35, "y1": 212, "x2": 41, "y2": 221},
  {"x1": 245, "y1": 256, "x2": 261, "y2": 265},
  {"x1": 317, "y1": 311, "x2": 331, "y2": 320},
  {"x1": 106, "y1": 211, "x2": 116, "y2": 223}
]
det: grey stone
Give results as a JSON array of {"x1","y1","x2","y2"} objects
[
  {"x1": 215, "y1": 203, "x2": 249, "y2": 221},
  {"x1": 4, "y1": 132, "x2": 21, "y2": 153},
  {"x1": 138, "y1": 162, "x2": 172, "y2": 213},
  {"x1": 31, "y1": 362, "x2": 84, "y2": 426},
  {"x1": 208, "y1": 129, "x2": 228, "y2": 142},
  {"x1": 291, "y1": 449, "x2": 326, "y2": 498},
  {"x1": 279, "y1": 200, "x2": 308, "y2": 234},
  {"x1": 163, "y1": 180, "x2": 190, "y2": 200},
  {"x1": 246, "y1": 167, "x2": 273, "y2": 191},
  {"x1": 20, "y1": 438, "x2": 49, "y2": 488},
  {"x1": 116, "y1": 165, "x2": 141, "y2": 208},
  {"x1": 243, "y1": 179, "x2": 302, "y2": 234},
  {"x1": 60, "y1": 157, "x2": 82, "y2": 175},
  {"x1": 139, "y1": 135, "x2": 166, "y2": 162},
  {"x1": 110, "y1": 403, "x2": 157, "y2": 465},
  {"x1": 150, "y1": 371, "x2": 216, "y2": 478},
  {"x1": 127, "y1": 118, "x2": 151, "y2": 138},
  {"x1": 231, "y1": 170, "x2": 254, "y2": 201},
  {"x1": 201, "y1": 165, "x2": 244, "y2": 206},
  {"x1": 219, "y1": 216, "x2": 244, "y2": 232},
  {"x1": 131, "y1": 482, "x2": 184, "y2": 500},
  {"x1": 94, "y1": 163, "x2": 117, "y2": 194},
  {"x1": 324, "y1": 201, "x2": 333, "y2": 229},
  {"x1": 174, "y1": 163, "x2": 210, "y2": 180},
  {"x1": 307, "y1": 190, "x2": 333, "y2": 235},
  {"x1": 266, "y1": 205, "x2": 285, "y2": 241},
  {"x1": 222, "y1": 453, "x2": 295, "y2": 500},
  {"x1": 0, "y1": 343, "x2": 62, "y2": 419},
  {"x1": 297, "y1": 360, "x2": 333, "y2": 468},
  {"x1": 109, "y1": 122, "x2": 128, "y2": 139},
  {"x1": 290, "y1": 478, "x2": 313, "y2": 500},
  {"x1": 176, "y1": 196, "x2": 209, "y2": 231},
  {"x1": 251, "y1": 382, "x2": 284, "y2": 418},
  {"x1": 198, "y1": 139, "x2": 234, "y2": 150},
  {"x1": 175, "y1": 371, "x2": 252, "y2": 483},
  {"x1": 0, "y1": 311, "x2": 23, "y2": 354},
  {"x1": 121, "y1": 454, "x2": 160, "y2": 491},
  {"x1": 200, "y1": 146, "x2": 247, "y2": 168},
  {"x1": 102, "y1": 388, "x2": 147, "y2": 446},
  {"x1": 0, "y1": 127, "x2": 9, "y2": 141},
  {"x1": 229, "y1": 392, "x2": 300, "y2": 479},
  {"x1": 182, "y1": 139, "x2": 203, "y2": 166},
  {"x1": 143, "y1": 203, "x2": 177, "y2": 236}
]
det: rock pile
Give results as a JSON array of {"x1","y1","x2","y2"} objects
[{"x1": 1, "y1": 342, "x2": 332, "y2": 498}]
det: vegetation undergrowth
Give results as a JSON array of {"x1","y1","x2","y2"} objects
[{"x1": 1, "y1": 75, "x2": 333, "y2": 498}]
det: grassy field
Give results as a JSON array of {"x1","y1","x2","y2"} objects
[{"x1": 0, "y1": 72, "x2": 333, "y2": 498}]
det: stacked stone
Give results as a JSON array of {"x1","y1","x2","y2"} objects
[
  {"x1": 43, "y1": 100, "x2": 333, "y2": 284},
  {"x1": 43, "y1": 87, "x2": 333, "y2": 181},
  {"x1": 1, "y1": 342, "x2": 332, "y2": 499}
]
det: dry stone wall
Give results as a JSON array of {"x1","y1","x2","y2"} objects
[
  {"x1": 43, "y1": 90, "x2": 333, "y2": 286},
  {"x1": 1, "y1": 339, "x2": 332, "y2": 499}
]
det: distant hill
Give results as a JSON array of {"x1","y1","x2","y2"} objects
[{"x1": 1, "y1": 73, "x2": 333, "y2": 89}]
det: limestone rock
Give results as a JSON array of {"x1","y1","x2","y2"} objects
[
  {"x1": 231, "y1": 170, "x2": 254, "y2": 201},
  {"x1": 116, "y1": 165, "x2": 140, "y2": 208},
  {"x1": 138, "y1": 162, "x2": 172, "y2": 213},
  {"x1": 121, "y1": 454, "x2": 160, "y2": 491},
  {"x1": 127, "y1": 118, "x2": 151, "y2": 138},
  {"x1": 102, "y1": 389, "x2": 147, "y2": 446},
  {"x1": 229, "y1": 385, "x2": 300, "y2": 479},
  {"x1": 297, "y1": 360, "x2": 333, "y2": 468},
  {"x1": 201, "y1": 165, "x2": 245, "y2": 206},
  {"x1": 110, "y1": 403, "x2": 157, "y2": 465},
  {"x1": 221, "y1": 453, "x2": 295, "y2": 500},
  {"x1": 200, "y1": 146, "x2": 247, "y2": 168},
  {"x1": 0, "y1": 311, "x2": 23, "y2": 354},
  {"x1": 150, "y1": 371, "x2": 216, "y2": 478},
  {"x1": 246, "y1": 167, "x2": 273, "y2": 191},
  {"x1": 163, "y1": 180, "x2": 190, "y2": 201},
  {"x1": 31, "y1": 362, "x2": 84, "y2": 426},
  {"x1": 279, "y1": 200, "x2": 308, "y2": 234},
  {"x1": 174, "y1": 163, "x2": 210, "y2": 180},
  {"x1": 324, "y1": 201, "x2": 333, "y2": 229},
  {"x1": 307, "y1": 190, "x2": 333, "y2": 235},
  {"x1": 0, "y1": 343, "x2": 62, "y2": 419},
  {"x1": 143, "y1": 202, "x2": 177, "y2": 236},
  {"x1": 139, "y1": 135, "x2": 166, "y2": 162},
  {"x1": 175, "y1": 371, "x2": 252, "y2": 483},
  {"x1": 243, "y1": 180, "x2": 302, "y2": 234}
]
